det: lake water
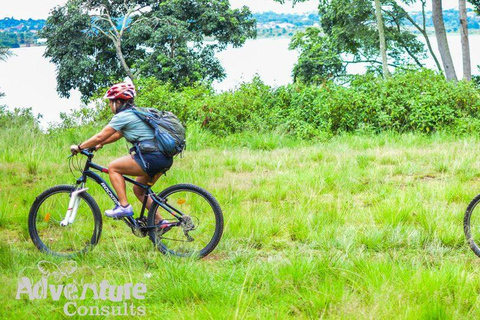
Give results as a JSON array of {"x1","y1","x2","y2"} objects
[{"x1": 0, "y1": 35, "x2": 479, "y2": 126}]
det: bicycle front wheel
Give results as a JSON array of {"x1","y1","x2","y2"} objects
[
  {"x1": 29, "y1": 185, "x2": 102, "y2": 257},
  {"x1": 148, "y1": 184, "x2": 223, "y2": 258}
]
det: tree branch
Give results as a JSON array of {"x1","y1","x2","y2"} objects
[
  {"x1": 91, "y1": 24, "x2": 116, "y2": 41},
  {"x1": 344, "y1": 59, "x2": 415, "y2": 70},
  {"x1": 385, "y1": 1, "x2": 442, "y2": 73},
  {"x1": 102, "y1": 6, "x2": 119, "y2": 37}
]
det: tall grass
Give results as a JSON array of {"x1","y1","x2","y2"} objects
[{"x1": 1, "y1": 126, "x2": 480, "y2": 318}]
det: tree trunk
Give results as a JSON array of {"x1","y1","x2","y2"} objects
[
  {"x1": 419, "y1": 0, "x2": 442, "y2": 73},
  {"x1": 114, "y1": 41, "x2": 136, "y2": 83},
  {"x1": 374, "y1": 0, "x2": 391, "y2": 79},
  {"x1": 459, "y1": 0, "x2": 472, "y2": 80},
  {"x1": 432, "y1": 0, "x2": 457, "y2": 81}
]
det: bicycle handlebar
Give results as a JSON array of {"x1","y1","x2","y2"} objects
[
  {"x1": 80, "y1": 148, "x2": 96, "y2": 157},
  {"x1": 68, "y1": 148, "x2": 96, "y2": 159}
]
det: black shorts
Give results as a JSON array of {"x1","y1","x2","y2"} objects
[{"x1": 133, "y1": 151, "x2": 173, "y2": 177}]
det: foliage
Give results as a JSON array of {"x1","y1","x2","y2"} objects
[
  {"x1": 0, "y1": 106, "x2": 41, "y2": 130},
  {"x1": 41, "y1": 0, "x2": 256, "y2": 100},
  {"x1": 58, "y1": 70, "x2": 480, "y2": 139},
  {"x1": 276, "y1": 70, "x2": 480, "y2": 136},
  {"x1": 286, "y1": 0, "x2": 427, "y2": 83},
  {"x1": 0, "y1": 47, "x2": 11, "y2": 61},
  {"x1": 289, "y1": 27, "x2": 345, "y2": 83},
  {"x1": 468, "y1": 0, "x2": 480, "y2": 16}
]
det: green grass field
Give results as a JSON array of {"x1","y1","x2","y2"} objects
[{"x1": 2, "y1": 126, "x2": 480, "y2": 319}]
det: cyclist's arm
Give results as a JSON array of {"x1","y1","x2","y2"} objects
[
  {"x1": 78, "y1": 126, "x2": 117, "y2": 150},
  {"x1": 100, "y1": 130, "x2": 123, "y2": 146}
]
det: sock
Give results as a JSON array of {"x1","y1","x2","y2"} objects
[{"x1": 121, "y1": 204, "x2": 130, "y2": 208}]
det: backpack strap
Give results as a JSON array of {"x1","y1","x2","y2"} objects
[{"x1": 130, "y1": 141, "x2": 148, "y2": 172}]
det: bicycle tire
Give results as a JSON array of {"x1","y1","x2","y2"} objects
[
  {"x1": 464, "y1": 193, "x2": 480, "y2": 258},
  {"x1": 147, "y1": 184, "x2": 223, "y2": 258},
  {"x1": 29, "y1": 185, "x2": 102, "y2": 257}
]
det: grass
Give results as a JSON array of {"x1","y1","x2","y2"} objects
[{"x1": 2, "y1": 126, "x2": 480, "y2": 318}]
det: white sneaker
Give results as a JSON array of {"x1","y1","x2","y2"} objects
[{"x1": 105, "y1": 204, "x2": 134, "y2": 218}]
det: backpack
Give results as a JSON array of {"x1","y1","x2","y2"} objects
[{"x1": 131, "y1": 107, "x2": 186, "y2": 157}]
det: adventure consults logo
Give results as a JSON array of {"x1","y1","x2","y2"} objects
[{"x1": 15, "y1": 260, "x2": 147, "y2": 317}]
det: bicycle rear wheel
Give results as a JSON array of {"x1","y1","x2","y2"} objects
[
  {"x1": 148, "y1": 184, "x2": 223, "y2": 258},
  {"x1": 29, "y1": 185, "x2": 102, "y2": 257}
]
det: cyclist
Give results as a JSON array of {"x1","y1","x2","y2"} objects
[{"x1": 70, "y1": 83, "x2": 172, "y2": 226}]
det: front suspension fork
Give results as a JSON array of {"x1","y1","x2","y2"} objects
[{"x1": 60, "y1": 188, "x2": 88, "y2": 226}]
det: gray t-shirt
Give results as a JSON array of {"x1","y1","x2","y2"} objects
[{"x1": 107, "y1": 109, "x2": 155, "y2": 143}]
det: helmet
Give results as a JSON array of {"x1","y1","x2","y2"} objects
[{"x1": 104, "y1": 83, "x2": 136, "y2": 100}]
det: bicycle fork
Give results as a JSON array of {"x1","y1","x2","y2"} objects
[{"x1": 60, "y1": 188, "x2": 88, "y2": 226}]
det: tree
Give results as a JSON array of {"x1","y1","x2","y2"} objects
[
  {"x1": 41, "y1": 0, "x2": 256, "y2": 99},
  {"x1": 459, "y1": 0, "x2": 471, "y2": 80},
  {"x1": 289, "y1": 27, "x2": 345, "y2": 84},
  {"x1": 432, "y1": 0, "x2": 457, "y2": 81},
  {"x1": 285, "y1": 0, "x2": 427, "y2": 83},
  {"x1": 374, "y1": 0, "x2": 391, "y2": 78}
]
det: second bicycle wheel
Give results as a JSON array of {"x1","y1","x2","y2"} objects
[
  {"x1": 148, "y1": 184, "x2": 223, "y2": 258},
  {"x1": 464, "y1": 193, "x2": 480, "y2": 258},
  {"x1": 29, "y1": 185, "x2": 102, "y2": 257}
]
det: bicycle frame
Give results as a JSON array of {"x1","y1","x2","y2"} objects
[{"x1": 69, "y1": 149, "x2": 184, "y2": 232}]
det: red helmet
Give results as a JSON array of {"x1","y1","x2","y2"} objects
[{"x1": 104, "y1": 83, "x2": 136, "y2": 100}]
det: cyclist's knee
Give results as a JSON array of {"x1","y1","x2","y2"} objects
[{"x1": 108, "y1": 161, "x2": 119, "y2": 173}]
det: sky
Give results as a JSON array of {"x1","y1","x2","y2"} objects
[{"x1": 0, "y1": 0, "x2": 470, "y2": 20}]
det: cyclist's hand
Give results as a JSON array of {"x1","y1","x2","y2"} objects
[
  {"x1": 95, "y1": 144, "x2": 103, "y2": 151},
  {"x1": 70, "y1": 144, "x2": 81, "y2": 155}
]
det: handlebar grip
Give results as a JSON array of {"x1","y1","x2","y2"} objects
[{"x1": 80, "y1": 149, "x2": 95, "y2": 157}]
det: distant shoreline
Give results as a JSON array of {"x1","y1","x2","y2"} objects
[
  {"x1": 7, "y1": 31, "x2": 479, "y2": 50},
  {"x1": 18, "y1": 44, "x2": 45, "y2": 48}
]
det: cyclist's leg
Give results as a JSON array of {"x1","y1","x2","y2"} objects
[
  {"x1": 108, "y1": 155, "x2": 146, "y2": 206},
  {"x1": 133, "y1": 173, "x2": 162, "y2": 207},
  {"x1": 133, "y1": 173, "x2": 164, "y2": 223}
]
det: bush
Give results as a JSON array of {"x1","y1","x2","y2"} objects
[
  {"x1": 0, "y1": 106, "x2": 41, "y2": 130},
  {"x1": 55, "y1": 70, "x2": 480, "y2": 139},
  {"x1": 271, "y1": 70, "x2": 480, "y2": 137}
]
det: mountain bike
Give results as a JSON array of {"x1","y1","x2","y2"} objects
[{"x1": 28, "y1": 148, "x2": 223, "y2": 259}]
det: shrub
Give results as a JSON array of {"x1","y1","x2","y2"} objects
[
  {"x1": 0, "y1": 106, "x2": 41, "y2": 130},
  {"x1": 53, "y1": 70, "x2": 480, "y2": 139}
]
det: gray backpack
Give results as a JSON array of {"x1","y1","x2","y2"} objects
[{"x1": 132, "y1": 107, "x2": 186, "y2": 157}]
